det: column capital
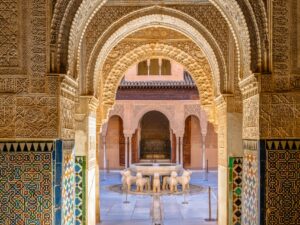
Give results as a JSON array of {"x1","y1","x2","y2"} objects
[
  {"x1": 123, "y1": 131, "x2": 133, "y2": 139},
  {"x1": 78, "y1": 95, "x2": 99, "y2": 114},
  {"x1": 175, "y1": 131, "x2": 184, "y2": 138}
]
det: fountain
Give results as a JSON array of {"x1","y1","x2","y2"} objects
[{"x1": 129, "y1": 162, "x2": 182, "y2": 176}]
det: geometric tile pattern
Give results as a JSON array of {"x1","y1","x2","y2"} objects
[
  {"x1": 265, "y1": 140, "x2": 300, "y2": 225},
  {"x1": 0, "y1": 142, "x2": 54, "y2": 152},
  {"x1": 75, "y1": 156, "x2": 86, "y2": 225},
  {"x1": 62, "y1": 150, "x2": 75, "y2": 225},
  {"x1": 54, "y1": 140, "x2": 63, "y2": 225},
  {"x1": 0, "y1": 141, "x2": 54, "y2": 225},
  {"x1": 229, "y1": 157, "x2": 243, "y2": 225},
  {"x1": 242, "y1": 149, "x2": 258, "y2": 225}
]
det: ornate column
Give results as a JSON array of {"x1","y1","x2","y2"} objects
[
  {"x1": 240, "y1": 75, "x2": 260, "y2": 225},
  {"x1": 75, "y1": 96, "x2": 99, "y2": 225},
  {"x1": 215, "y1": 93, "x2": 243, "y2": 225}
]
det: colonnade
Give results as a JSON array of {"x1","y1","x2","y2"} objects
[{"x1": 100, "y1": 117, "x2": 209, "y2": 169}]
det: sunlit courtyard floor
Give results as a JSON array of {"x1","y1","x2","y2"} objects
[{"x1": 99, "y1": 170, "x2": 218, "y2": 225}]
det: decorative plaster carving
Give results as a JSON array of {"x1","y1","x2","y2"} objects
[
  {"x1": 260, "y1": 93, "x2": 300, "y2": 138},
  {"x1": 210, "y1": 0, "x2": 251, "y2": 77},
  {"x1": 0, "y1": 0, "x2": 19, "y2": 68},
  {"x1": 100, "y1": 43, "x2": 214, "y2": 120},
  {"x1": 184, "y1": 104, "x2": 201, "y2": 121},
  {"x1": 82, "y1": 6, "x2": 227, "y2": 95},
  {"x1": 243, "y1": 95, "x2": 259, "y2": 139},
  {"x1": 67, "y1": 0, "x2": 107, "y2": 76},
  {"x1": 0, "y1": 77, "x2": 29, "y2": 94},
  {"x1": 0, "y1": 95, "x2": 16, "y2": 137},
  {"x1": 132, "y1": 104, "x2": 177, "y2": 133},
  {"x1": 92, "y1": 14, "x2": 220, "y2": 98},
  {"x1": 272, "y1": 0, "x2": 290, "y2": 91},
  {"x1": 30, "y1": 0, "x2": 47, "y2": 79}
]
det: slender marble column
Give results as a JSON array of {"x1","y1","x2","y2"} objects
[
  {"x1": 202, "y1": 134, "x2": 206, "y2": 170},
  {"x1": 176, "y1": 136, "x2": 179, "y2": 164},
  {"x1": 129, "y1": 135, "x2": 132, "y2": 166},
  {"x1": 125, "y1": 136, "x2": 128, "y2": 168},
  {"x1": 180, "y1": 137, "x2": 184, "y2": 165},
  {"x1": 102, "y1": 135, "x2": 107, "y2": 170}
]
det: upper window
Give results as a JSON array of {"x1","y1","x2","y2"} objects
[{"x1": 137, "y1": 58, "x2": 171, "y2": 76}]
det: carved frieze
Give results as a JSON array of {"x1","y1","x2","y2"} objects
[
  {"x1": 0, "y1": 76, "x2": 29, "y2": 94},
  {"x1": 101, "y1": 43, "x2": 214, "y2": 112},
  {"x1": 272, "y1": 0, "x2": 290, "y2": 91},
  {"x1": 0, "y1": 95, "x2": 16, "y2": 138},
  {"x1": 0, "y1": 0, "x2": 19, "y2": 68},
  {"x1": 260, "y1": 93, "x2": 300, "y2": 138},
  {"x1": 184, "y1": 104, "x2": 201, "y2": 120},
  {"x1": 84, "y1": 6, "x2": 226, "y2": 95},
  {"x1": 15, "y1": 96, "x2": 59, "y2": 138},
  {"x1": 243, "y1": 95, "x2": 259, "y2": 139}
]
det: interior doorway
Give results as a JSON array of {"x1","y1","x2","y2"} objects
[{"x1": 139, "y1": 111, "x2": 171, "y2": 161}]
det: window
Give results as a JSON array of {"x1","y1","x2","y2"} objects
[
  {"x1": 137, "y1": 60, "x2": 148, "y2": 75},
  {"x1": 161, "y1": 59, "x2": 171, "y2": 75},
  {"x1": 149, "y1": 59, "x2": 159, "y2": 75},
  {"x1": 137, "y1": 58, "x2": 171, "y2": 75}
]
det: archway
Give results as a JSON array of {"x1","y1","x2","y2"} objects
[
  {"x1": 70, "y1": 5, "x2": 246, "y2": 225},
  {"x1": 139, "y1": 111, "x2": 171, "y2": 161},
  {"x1": 99, "y1": 115, "x2": 125, "y2": 170}
]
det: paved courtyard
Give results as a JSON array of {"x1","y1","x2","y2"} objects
[{"x1": 99, "y1": 170, "x2": 218, "y2": 225}]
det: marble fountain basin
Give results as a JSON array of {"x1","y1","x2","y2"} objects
[{"x1": 129, "y1": 163, "x2": 183, "y2": 176}]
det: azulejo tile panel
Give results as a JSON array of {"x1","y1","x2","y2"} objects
[
  {"x1": 229, "y1": 157, "x2": 243, "y2": 225},
  {"x1": 0, "y1": 141, "x2": 54, "y2": 225},
  {"x1": 242, "y1": 140, "x2": 259, "y2": 225},
  {"x1": 63, "y1": 150, "x2": 75, "y2": 225},
  {"x1": 264, "y1": 140, "x2": 300, "y2": 225},
  {"x1": 75, "y1": 156, "x2": 86, "y2": 225}
]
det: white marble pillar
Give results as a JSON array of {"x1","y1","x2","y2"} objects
[
  {"x1": 125, "y1": 136, "x2": 128, "y2": 168},
  {"x1": 102, "y1": 135, "x2": 107, "y2": 170},
  {"x1": 129, "y1": 135, "x2": 132, "y2": 166},
  {"x1": 170, "y1": 129, "x2": 173, "y2": 160},
  {"x1": 176, "y1": 136, "x2": 179, "y2": 164},
  {"x1": 180, "y1": 137, "x2": 184, "y2": 165},
  {"x1": 202, "y1": 134, "x2": 207, "y2": 170},
  {"x1": 200, "y1": 111, "x2": 208, "y2": 170}
]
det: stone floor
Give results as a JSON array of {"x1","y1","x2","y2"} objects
[{"x1": 99, "y1": 170, "x2": 218, "y2": 225}]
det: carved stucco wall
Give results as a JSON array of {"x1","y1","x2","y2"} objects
[
  {"x1": 63, "y1": 0, "x2": 264, "y2": 82},
  {"x1": 100, "y1": 43, "x2": 214, "y2": 112},
  {"x1": 85, "y1": 7, "x2": 227, "y2": 95},
  {"x1": 0, "y1": 0, "x2": 60, "y2": 139},
  {"x1": 101, "y1": 101, "x2": 208, "y2": 138}
]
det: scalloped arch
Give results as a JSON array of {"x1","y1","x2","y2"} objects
[
  {"x1": 93, "y1": 14, "x2": 221, "y2": 96},
  {"x1": 100, "y1": 43, "x2": 214, "y2": 119},
  {"x1": 66, "y1": 0, "x2": 255, "y2": 81}
]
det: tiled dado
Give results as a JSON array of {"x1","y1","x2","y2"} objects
[
  {"x1": 0, "y1": 140, "x2": 78, "y2": 225},
  {"x1": 228, "y1": 157, "x2": 243, "y2": 225},
  {"x1": 0, "y1": 141, "x2": 62, "y2": 225},
  {"x1": 63, "y1": 150, "x2": 75, "y2": 225},
  {"x1": 75, "y1": 156, "x2": 86, "y2": 225},
  {"x1": 260, "y1": 139, "x2": 300, "y2": 225},
  {"x1": 242, "y1": 140, "x2": 259, "y2": 225},
  {"x1": 242, "y1": 139, "x2": 300, "y2": 225}
]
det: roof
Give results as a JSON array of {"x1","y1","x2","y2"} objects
[{"x1": 118, "y1": 72, "x2": 197, "y2": 89}]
